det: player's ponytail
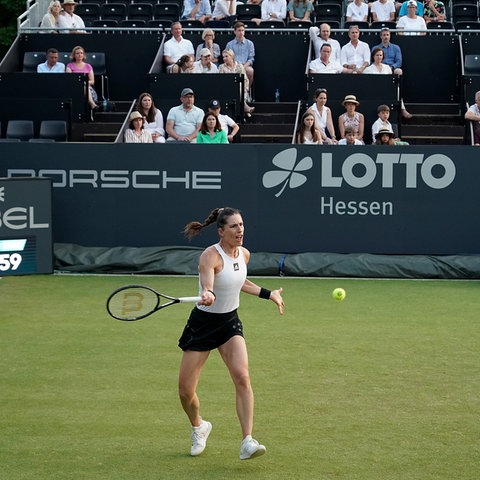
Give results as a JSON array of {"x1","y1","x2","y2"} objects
[{"x1": 183, "y1": 207, "x2": 240, "y2": 240}]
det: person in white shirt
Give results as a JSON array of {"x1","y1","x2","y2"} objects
[
  {"x1": 340, "y1": 25, "x2": 371, "y2": 74},
  {"x1": 192, "y1": 48, "x2": 219, "y2": 73},
  {"x1": 338, "y1": 126, "x2": 363, "y2": 145},
  {"x1": 309, "y1": 43, "x2": 349, "y2": 74},
  {"x1": 308, "y1": 23, "x2": 341, "y2": 63},
  {"x1": 396, "y1": 0, "x2": 427, "y2": 35},
  {"x1": 212, "y1": 0, "x2": 237, "y2": 20},
  {"x1": 252, "y1": 0, "x2": 287, "y2": 25},
  {"x1": 370, "y1": 0, "x2": 396, "y2": 22},
  {"x1": 464, "y1": 90, "x2": 480, "y2": 145},
  {"x1": 57, "y1": 0, "x2": 86, "y2": 33},
  {"x1": 164, "y1": 22, "x2": 195, "y2": 72},
  {"x1": 37, "y1": 48, "x2": 66, "y2": 73},
  {"x1": 346, "y1": 0, "x2": 368, "y2": 23}
]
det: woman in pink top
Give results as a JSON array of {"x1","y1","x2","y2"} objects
[{"x1": 66, "y1": 45, "x2": 98, "y2": 110}]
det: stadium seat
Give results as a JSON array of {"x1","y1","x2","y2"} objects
[
  {"x1": 153, "y1": 2, "x2": 180, "y2": 20},
  {"x1": 344, "y1": 21, "x2": 370, "y2": 30},
  {"x1": 86, "y1": 52, "x2": 107, "y2": 75},
  {"x1": 259, "y1": 20, "x2": 286, "y2": 29},
  {"x1": 179, "y1": 19, "x2": 203, "y2": 28},
  {"x1": 236, "y1": 4, "x2": 261, "y2": 21},
  {"x1": 426, "y1": 21, "x2": 455, "y2": 29},
  {"x1": 286, "y1": 20, "x2": 312, "y2": 29},
  {"x1": 100, "y1": 3, "x2": 127, "y2": 22},
  {"x1": 370, "y1": 21, "x2": 397, "y2": 30},
  {"x1": 127, "y1": 3, "x2": 153, "y2": 22},
  {"x1": 6, "y1": 120, "x2": 34, "y2": 141},
  {"x1": 121, "y1": 19, "x2": 147, "y2": 27},
  {"x1": 92, "y1": 19, "x2": 119, "y2": 27},
  {"x1": 23, "y1": 51, "x2": 45, "y2": 72},
  {"x1": 148, "y1": 19, "x2": 172, "y2": 28},
  {"x1": 205, "y1": 20, "x2": 231, "y2": 28},
  {"x1": 455, "y1": 20, "x2": 480, "y2": 31},
  {"x1": 39, "y1": 120, "x2": 68, "y2": 141},
  {"x1": 464, "y1": 54, "x2": 480, "y2": 75},
  {"x1": 452, "y1": 4, "x2": 479, "y2": 23},
  {"x1": 74, "y1": 3, "x2": 100, "y2": 26},
  {"x1": 314, "y1": 3, "x2": 342, "y2": 23}
]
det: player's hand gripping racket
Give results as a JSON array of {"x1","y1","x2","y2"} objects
[{"x1": 106, "y1": 285, "x2": 201, "y2": 321}]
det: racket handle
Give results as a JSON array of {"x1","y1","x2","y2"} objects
[{"x1": 178, "y1": 296, "x2": 202, "y2": 303}]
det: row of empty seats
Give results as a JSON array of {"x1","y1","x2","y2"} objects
[{"x1": 0, "y1": 121, "x2": 68, "y2": 142}]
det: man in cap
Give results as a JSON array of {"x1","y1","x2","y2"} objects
[
  {"x1": 192, "y1": 49, "x2": 219, "y2": 73},
  {"x1": 165, "y1": 88, "x2": 204, "y2": 142},
  {"x1": 208, "y1": 99, "x2": 240, "y2": 143},
  {"x1": 58, "y1": 0, "x2": 86, "y2": 33},
  {"x1": 396, "y1": 0, "x2": 427, "y2": 34}
]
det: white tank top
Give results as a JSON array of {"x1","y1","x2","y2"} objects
[{"x1": 197, "y1": 243, "x2": 247, "y2": 314}]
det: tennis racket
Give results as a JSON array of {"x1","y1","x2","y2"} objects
[{"x1": 106, "y1": 284, "x2": 201, "y2": 321}]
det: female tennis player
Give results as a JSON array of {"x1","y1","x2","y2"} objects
[{"x1": 179, "y1": 207, "x2": 284, "y2": 460}]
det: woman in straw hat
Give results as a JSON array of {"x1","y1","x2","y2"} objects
[
  {"x1": 124, "y1": 111, "x2": 153, "y2": 143},
  {"x1": 338, "y1": 94, "x2": 365, "y2": 144}
]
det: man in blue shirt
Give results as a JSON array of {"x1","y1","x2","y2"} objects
[
  {"x1": 182, "y1": 0, "x2": 212, "y2": 24},
  {"x1": 37, "y1": 48, "x2": 66, "y2": 73},
  {"x1": 225, "y1": 22, "x2": 255, "y2": 97},
  {"x1": 372, "y1": 27, "x2": 402, "y2": 75}
]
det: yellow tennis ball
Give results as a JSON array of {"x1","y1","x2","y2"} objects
[{"x1": 332, "y1": 288, "x2": 346, "y2": 301}]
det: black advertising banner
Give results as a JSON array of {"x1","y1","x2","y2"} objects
[
  {"x1": 0, "y1": 143, "x2": 478, "y2": 255},
  {"x1": 0, "y1": 177, "x2": 53, "y2": 274}
]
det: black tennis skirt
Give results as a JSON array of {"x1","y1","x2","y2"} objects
[{"x1": 178, "y1": 307, "x2": 244, "y2": 351}]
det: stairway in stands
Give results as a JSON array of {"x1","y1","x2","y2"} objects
[
  {"x1": 400, "y1": 103, "x2": 466, "y2": 145},
  {"x1": 71, "y1": 101, "x2": 131, "y2": 142},
  {"x1": 239, "y1": 102, "x2": 297, "y2": 143}
]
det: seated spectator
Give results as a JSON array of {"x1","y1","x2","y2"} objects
[
  {"x1": 372, "y1": 27, "x2": 403, "y2": 75},
  {"x1": 287, "y1": 0, "x2": 314, "y2": 23},
  {"x1": 309, "y1": 43, "x2": 349, "y2": 74},
  {"x1": 182, "y1": 0, "x2": 212, "y2": 24},
  {"x1": 295, "y1": 111, "x2": 322, "y2": 144},
  {"x1": 196, "y1": 112, "x2": 229, "y2": 144},
  {"x1": 165, "y1": 88, "x2": 204, "y2": 142},
  {"x1": 371, "y1": 104, "x2": 394, "y2": 142},
  {"x1": 307, "y1": 87, "x2": 337, "y2": 143},
  {"x1": 341, "y1": 25, "x2": 370, "y2": 74},
  {"x1": 208, "y1": 99, "x2": 240, "y2": 143},
  {"x1": 346, "y1": 0, "x2": 369, "y2": 23},
  {"x1": 374, "y1": 127, "x2": 396, "y2": 145},
  {"x1": 219, "y1": 49, "x2": 255, "y2": 116},
  {"x1": 464, "y1": 90, "x2": 480, "y2": 145},
  {"x1": 57, "y1": 0, "x2": 86, "y2": 33},
  {"x1": 363, "y1": 48, "x2": 392, "y2": 74},
  {"x1": 309, "y1": 23, "x2": 341, "y2": 63},
  {"x1": 195, "y1": 29, "x2": 221, "y2": 64},
  {"x1": 193, "y1": 48, "x2": 219, "y2": 73},
  {"x1": 252, "y1": 0, "x2": 287, "y2": 25},
  {"x1": 423, "y1": 0, "x2": 445, "y2": 23},
  {"x1": 212, "y1": 0, "x2": 237, "y2": 21},
  {"x1": 65, "y1": 45, "x2": 97, "y2": 110},
  {"x1": 124, "y1": 111, "x2": 153, "y2": 143},
  {"x1": 225, "y1": 22, "x2": 255, "y2": 96},
  {"x1": 370, "y1": 0, "x2": 396, "y2": 23},
  {"x1": 169, "y1": 54, "x2": 194, "y2": 74},
  {"x1": 374, "y1": 127, "x2": 409, "y2": 145},
  {"x1": 40, "y1": 1, "x2": 61, "y2": 33},
  {"x1": 37, "y1": 48, "x2": 66, "y2": 73},
  {"x1": 338, "y1": 126, "x2": 363, "y2": 145},
  {"x1": 397, "y1": 1, "x2": 427, "y2": 35},
  {"x1": 135, "y1": 92, "x2": 165, "y2": 143},
  {"x1": 164, "y1": 22, "x2": 195, "y2": 72},
  {"x1": 338, "y1": 95, "x2": 364, "y2": 143},
  {"x1": 398, "y1": 0, "x2": 424, "y2": 17}
]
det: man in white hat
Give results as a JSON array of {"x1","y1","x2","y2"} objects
[
  {"x1": 396, "y1": 0, "x2": 427, "y2": 35},
  {"x1": 165, "y1": 88, "x2": 204, "y2": 142},
  {"x1": 192, "y1": 48, "x2": 219, "y2": 73},
  {"x1": 58, "y1": 0, "x2": 86, "y2": 33}
]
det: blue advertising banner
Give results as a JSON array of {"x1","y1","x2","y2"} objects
[{"x1": 0, "y1": 143, "x2": 478, "y2": 255}]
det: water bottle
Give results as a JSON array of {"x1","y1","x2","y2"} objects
[
  {"x1": 275, "y1": 88, "x2": 280, "y2": 103},
  {"x1": 102, "y1": 97, "x2": 108, "y2": 112}
]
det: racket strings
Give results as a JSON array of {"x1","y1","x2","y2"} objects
[{"x1": 108, "y1": 288, "x2": 159, "y2": 320}]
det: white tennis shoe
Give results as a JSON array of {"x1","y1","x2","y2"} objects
[
  {"x1": 190, "y1": 419, "x2": 212, "y2": 456},
  {"x1": 239, "y1": 435, "x2": 266, "y2": 460}
]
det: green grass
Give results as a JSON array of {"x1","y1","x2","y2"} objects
[{"x1": 1, "y1": 275, "x2": 479, "y2": 479}]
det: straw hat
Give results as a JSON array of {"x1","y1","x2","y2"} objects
[
  {"x1": 61, "y1": 0, "x2": 78, "y2": 5},
  {"x1": 129, "y1": 111, "x2": 144, "y2": 122},
  {"x1": 342, "y1": 95, "x2": 360, "y2": 106},
  {"x1": 375, "y1": 128, "x2": 395, "y2": 138}
]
